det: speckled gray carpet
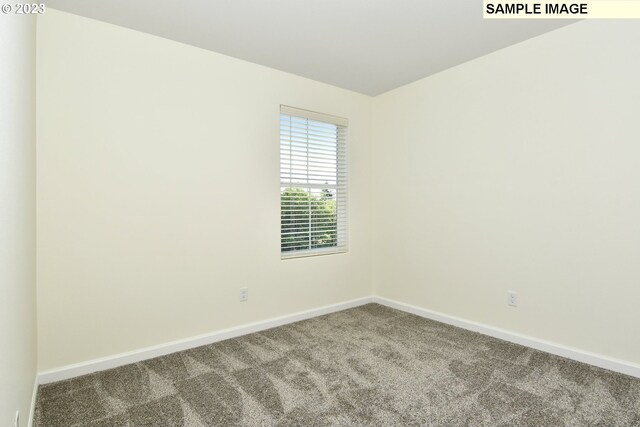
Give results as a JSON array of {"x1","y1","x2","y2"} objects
[{"x1": 35, "y1": 304, "x2": 640, "y2": 426}]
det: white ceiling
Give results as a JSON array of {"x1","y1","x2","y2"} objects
[{"x1": 45, "y1": 0, "x2": 575, "y2": 96}]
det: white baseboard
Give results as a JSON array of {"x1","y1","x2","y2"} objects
[
  {"x1": 38, "y1": 296, "x2": 373, "y2": 384},
  {"x1": 37, "y1": 294, "x2": 640, "y2": 385},
  {"x1": 373, "y1": 296, "x2": 640, "y2": 379},
  {"x1": 28, "y1": 375, "x2": 38, "y2": 427}
]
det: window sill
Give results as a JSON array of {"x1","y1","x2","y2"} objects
[{"x1": 281, "y1": 248, "x2": 347, "y2": 260}]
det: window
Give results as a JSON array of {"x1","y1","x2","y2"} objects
[{"x1": 280, "y1": 105, "x2": 347, "y2": 258}]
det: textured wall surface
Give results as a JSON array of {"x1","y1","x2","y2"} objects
[
  {"x1": 0, "y1": 12, "x2": 37, "y2": 427},
  {"x1": 37, "y1": 10, "x2": 372, "y2": 371},
  {"x1": 373, "y1": 21, "x2": 640, "y2": 365}
]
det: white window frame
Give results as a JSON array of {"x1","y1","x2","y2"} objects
[{"x1": 279, "y1": 105, "x2": 348, "y2": 259}]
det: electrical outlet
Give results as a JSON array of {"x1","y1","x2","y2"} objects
[
  {"x1": 239, "y1": 287, "x2": 249, "y2": 302},
  {"x1": 507, "y1": 291, "x2": 518, "y2": 307},
  {"x1": 15, "y1": 411, "x2": 19, "y2": 427}
]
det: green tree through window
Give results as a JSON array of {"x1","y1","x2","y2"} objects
[{"x1": 281, "y1": 187, "x2": 337, "y2": 252}]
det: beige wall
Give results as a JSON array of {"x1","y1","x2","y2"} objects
[
  {"x1": 372, "y1": 21, "x2": 640, "y2": 364},
  {"x1": 37, "y1": 10, "x2": 372, "y2": 371},
  {"x1": 0, "y1": 13, "x2": 37, "y2": 427},
  {"x1": 37, "y1": 11, "x2": 640, "y2": 374}
]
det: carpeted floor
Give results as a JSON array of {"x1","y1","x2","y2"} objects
[{"x1": 35, "y1": 303, "x2": 640, "y2": 426}]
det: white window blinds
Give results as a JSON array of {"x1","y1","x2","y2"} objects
[{"x1": 280, "y1": 106, "x2": 348, "y2": 258}]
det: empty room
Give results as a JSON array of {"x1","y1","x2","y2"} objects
[{"x1": 2, "y1": 1, "x2": 640, "y2": 426}]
